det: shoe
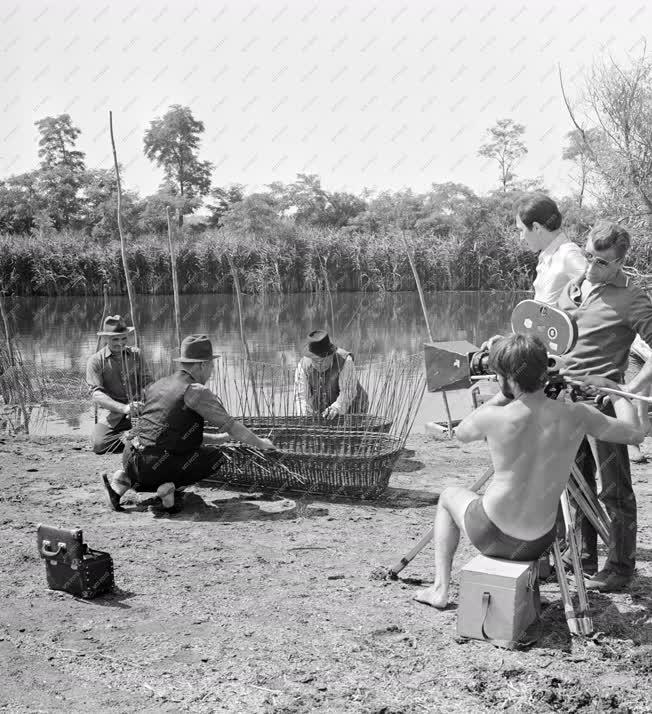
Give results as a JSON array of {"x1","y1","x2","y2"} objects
[
  {"x1": 560, "y1": 553, "x2": 597, "y2": 576},
  {"x1": 102, "y1": 473, "x2": 124, "y2": 512},
  {"x1": 164, "y1": 491, "x2": 184, "y2": 515},
  {"x1": 585, "y1": 569, "x2": 633, "y2": 592}
]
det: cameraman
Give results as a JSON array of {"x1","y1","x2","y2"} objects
[
  {"x1": 414, "y1": 334, "x2": 643, "y2": 610},
  {"x1": 555, "y1": 221, "x2": 652, "y2": 591}
]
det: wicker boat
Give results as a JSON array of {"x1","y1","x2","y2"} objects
[
  {"x1": 240, "y1": 413, "x2": 392, "y2": 434},
  {"x1": 208, "y1": 426, "x2": 402, "y2": 499}
]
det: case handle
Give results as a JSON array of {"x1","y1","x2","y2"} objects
[{"x1": 40, "y1": 540, "x2": 66, "y2": 558}]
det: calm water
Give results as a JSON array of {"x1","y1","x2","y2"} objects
[{"x1": 5, "y1": 291, "x2": 528, "y2": 436}]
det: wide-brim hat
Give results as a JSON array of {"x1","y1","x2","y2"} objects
[
  {"x1": 303, "y1": 329, "x2": 336, "y2": 358},
  {"x1": 97, "y1": 314, "x2": 135, "y2": 336},
  {"x1": 173, "y1": 334, "x2": 219, "y2": 362}
]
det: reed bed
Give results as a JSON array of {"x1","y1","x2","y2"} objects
[{"x1": 0, "y1": 228, "x2": 538, "y2": 296}]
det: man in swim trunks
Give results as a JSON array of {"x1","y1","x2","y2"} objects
[{"x1": 414, "y1": 333, "x2": 643, "y2": 609}]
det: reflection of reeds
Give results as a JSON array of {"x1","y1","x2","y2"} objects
[{"x1": 0, "y1": 290, "x2": 31, "y2": 432}]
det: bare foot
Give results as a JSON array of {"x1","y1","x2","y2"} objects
[
  {"x1": 413, "y1": 586, "x2": 448, "y2": 609},
  {"x1": 628, "y1": 445, "x2": 648, "y2": 463}
]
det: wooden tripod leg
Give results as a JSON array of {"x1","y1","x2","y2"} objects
[
  {"x1": 561, "y1": 491, "x2": 593, "y2": 635},
  {"x1": 387, "y1": 527, "x2": 434, "y2": 578},
  {"x1": 569, "y1": 465, "x2": 610, "y2": 544},
  {"x1": 551, "y1": 537, "x2": 580, "y2": 635},
  {"x1": 386, "y1": 465, "x2": 494, "y2": 578}
]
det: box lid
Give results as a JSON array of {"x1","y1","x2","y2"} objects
[{"x1": 461, "y1": 554, "x2": 535, "y2": 579}]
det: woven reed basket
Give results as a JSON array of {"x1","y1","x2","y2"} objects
[{"x1": 206, "y1": 419, "x2": 401, "y2": 499}]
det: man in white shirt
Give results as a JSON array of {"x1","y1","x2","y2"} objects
[
  {"x1": 294, "y1": 330, "x2": 368, "y2": 418},
  {"x1": 515, "y1": 193, "x2": 586, "y2": 306}
]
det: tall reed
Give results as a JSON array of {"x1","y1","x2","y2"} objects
[{"x1": 0, "y1": 227, "x2": 541, "y2": 296}]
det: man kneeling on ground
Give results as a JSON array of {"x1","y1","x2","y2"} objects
[
  {"x1": 101, "y1": 334, "x2": 276, "y2": 513},
  {"x1": 415, "y1": 333, "x2": 643, "y2": 609}
]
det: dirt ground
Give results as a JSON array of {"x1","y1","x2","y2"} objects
[{"x1": 1, "y1": 431, "x2": 651, "y2": 714}]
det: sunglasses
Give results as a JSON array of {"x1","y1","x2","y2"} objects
[{"x1": 582, "y1": 250, "x2": 622, "y2": 268}]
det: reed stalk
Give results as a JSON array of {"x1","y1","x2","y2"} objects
[
  {"x1": 109, "y1": 110, "x2": 138, "y2": 347},
  {"x1": 400, "y1": 232, "x2": 454, "y2": 437},
  {"x1": 227, "y1": 255, "x2": 261, "y2": 417},
  {"x1": 166, "y1": 207, "x2": 182, "y2": 354}
]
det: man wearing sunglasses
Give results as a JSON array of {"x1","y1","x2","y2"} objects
[{"x1": 557, "y1": 220, "x2": 652, "y2": 591}]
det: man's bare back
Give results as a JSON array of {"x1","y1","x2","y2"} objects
[{"x1": 457, "y1": 390, "x2": 643, "y2": 541}]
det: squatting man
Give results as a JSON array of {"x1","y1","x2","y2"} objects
[
  {"x1": 102, "y1": 335, "x2": 275, "y2": 513},
  {"x1": 414, "y1": 334, "x2": 643, "y2": 610}
]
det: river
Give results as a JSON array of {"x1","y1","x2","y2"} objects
[{"x1": 5, "y1": 290, "x2": 528, "y2": 436}]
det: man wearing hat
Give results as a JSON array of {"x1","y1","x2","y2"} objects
[
  {"x1": 86, "y1": 315, "x2": 150, "y2": 454},
  {"x1": 294, "y1": 330, "x2": 368, "y2": 418},
  {"x1": 101, "y1": 334, "x2": 276, "y2": 513}
]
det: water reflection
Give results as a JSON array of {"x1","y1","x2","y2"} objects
[{"x1": 5, "y1": 290, "x2": 529, "y2": 434}]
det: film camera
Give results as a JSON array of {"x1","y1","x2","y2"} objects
[{"x1": 424, "y1": 300, "x2": 578, "y2": 395}]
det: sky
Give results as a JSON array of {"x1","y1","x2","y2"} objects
[{"x1": 1, "y1": 0, "x2": 650, "y2": 204}]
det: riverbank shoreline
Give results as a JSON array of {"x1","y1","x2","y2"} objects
[{"x1": 1, "y1": 432, "x2": 651, "y2": 712}]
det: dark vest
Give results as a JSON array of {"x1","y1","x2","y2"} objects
[
  {"x1": 304, "y1": 348, "x2": 368, "y2": 414},
  {"x1": 136, "y1": 370, "x2": 204, "y2": 454}
]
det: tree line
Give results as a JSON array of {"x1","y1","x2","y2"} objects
[{"x1": 1, "y1": 50, "x2": 651, "y2": 258}]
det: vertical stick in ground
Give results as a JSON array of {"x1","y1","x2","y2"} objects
[{"x1": 109, "y1": 110, "x2": 139, "y2": 348}]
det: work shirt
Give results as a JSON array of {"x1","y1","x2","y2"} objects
[
  {"x1": 532, "y1": 232, "x2": 586, "y2": 306},
  {"x1": 557, "y1": 272, "x2": 652, "y2": 381},
  {"x1": 294, "y1": 352, "x2": 358, "y2": 415},
  {"x1": 135, "y1": 370, "x2": 235, "y2": 453},
  {"x1": 86, "y1": 345, "x2": 148, "y2": 427},
  {"x1": 183, "y1": 382, "x2": 236, "y2": 432}
]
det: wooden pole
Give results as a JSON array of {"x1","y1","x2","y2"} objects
[
  {"x1": 0, "y1": 289, "x2": 15, "y2": 367},
  {"x1": 166, "y1": 207, "x2": 182, "y2": 354},
  {"x1": 319, "y1": 255, "x2": 335, "y2": 340},
  {"x1": 95, "y1": 284, "x2": 110, "y2": 352},
  {"x1": 401, "y1": 232, "x2": 454, "y2": 437},
  {"x1": 109, "y1": 110, "x2": 138, "y2": 349},
  {"x1": 227, "y1": 254, "x2": 261, "y2": 416},
  {"x1": 94, "y1": 283, "x2": 110, "y2": 425}
]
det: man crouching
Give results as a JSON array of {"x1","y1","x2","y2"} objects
[
  {"x1": 415, "y1": 333, "x2": 643, "y2": 609},
  {"x1": 101, "y1": 334, "x2": 276, "y2": 513}
]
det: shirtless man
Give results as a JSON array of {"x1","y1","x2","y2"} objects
[{"x1": 415, "y1": 333, "x2": 643, "y2": 609}]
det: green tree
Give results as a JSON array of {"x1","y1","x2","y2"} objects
[
  {"x1": 267, "y1": 174, "x2": 366, "y2": 228},
  {"x1": 35, "y1": 114, "x2": 85, "y2": 172},
  {"x1": 563, "y1": 50, "x2": 652, "y2": 225},
  {"x1": 220, "y1": 193, "x2": 283, "y2": 237},
  {"x1": 417, "y1": 182, "x2": 481, "y2": 237},
  {"x1": 79, "y1": 168, "x2": 141, "y2": 241},
  {"x1": 478, "y1": 118, "x2": 528, "y2": 193},
  {"x1": 143, "y1": 105, "x2": 212, "y2": 226},
  {"x1": 138, "y1": 185, "x2": 189, "y2": 235},
  {"x1": 562, "y1": 129, "x2": 602, "y2": 209},
  {"x1": 348, "y1": 189, "x2": 429, "y2": 234},
  {"x1": 34, "y1": 113, "x2": 86, "y2": 228},
  {"x1": 206, "y1": 184, "x2": 245, "y2": 228},
  {"x1": 0, "y1": 172, "x2": 42, "y2": 233}
]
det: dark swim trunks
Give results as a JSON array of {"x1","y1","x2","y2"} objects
[{"x1": 464, "y1": 498, "x2": 556, "y2": 561}]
